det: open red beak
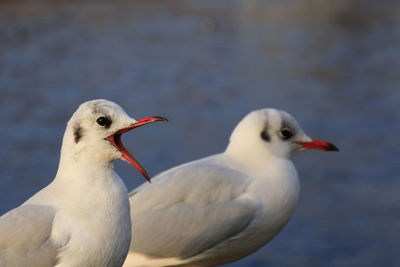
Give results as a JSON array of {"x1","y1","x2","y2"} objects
[
  {"x1": 297, "y1": 139, "x2": 339, "y2": 151},
  {"x1": 108, "y1": 116, "x2": 168, "y2": 182}
]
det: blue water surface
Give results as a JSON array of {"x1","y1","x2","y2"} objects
[{"x1": 0, "y1": 1, "x2": 399, "y2": 266}]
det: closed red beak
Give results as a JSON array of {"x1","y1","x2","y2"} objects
[{"x1": 297, "y1": 139, "x2": 339, "y2": 151}]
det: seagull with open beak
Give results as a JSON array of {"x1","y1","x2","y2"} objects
[{"x1": 0, "y1": 99, "x2": 167, "y2": 267}]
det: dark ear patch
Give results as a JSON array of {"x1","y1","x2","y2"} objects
[
  {"x1": 73, "y1": 125, "x2": 82, "y2": 143},
  {"x1": 261, "y1": 130, "x2": 270, "y2": 142}
]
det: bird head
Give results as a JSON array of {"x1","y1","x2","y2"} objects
[
  {"x1": 64, "y1": 99, "x2": 167, "y2": 182},
  {"x1": 227, "y1": 108, "x2": 338, "y2": 160}
]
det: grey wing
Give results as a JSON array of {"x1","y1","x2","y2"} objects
[
  {"x1": 129, "y1": 156, "x2": 261, "y2": 259},
  {"x1": 0, "y1": 204, "x2": 60, "y2": 267}
]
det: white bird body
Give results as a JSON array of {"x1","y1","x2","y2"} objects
[
  {"x1": 0, "y1": 100, "x2": 166, "y2": 267},
  {"x1": 125, "y1": 154, "x2": 299, "y2": 267},
  {"x1": 23, "y1": 164, "x2": 131, "y2": 267},
  {"x1": 124, "y1": 108, "x2": 337, "y2": 267}
]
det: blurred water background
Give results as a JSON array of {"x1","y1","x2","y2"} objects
[{"x1": 0, "y1": 0, "x2": 399, "y2": 266}]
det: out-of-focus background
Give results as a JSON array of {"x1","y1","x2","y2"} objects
[{"x1": 0, "y1": 0, "x2": 399, "y2": 266}]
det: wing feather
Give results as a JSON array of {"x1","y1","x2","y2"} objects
[
  {"x1": 0, "y1": 204, "x2": 60, "y2": 267},
  {"x1": 129, "y1": 155, "x2": 260, "y2": 259}
]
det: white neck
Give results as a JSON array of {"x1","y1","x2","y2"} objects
[
  {"x1": 36, "y1": 123, "x2": 125, "y2": 208},
  {"x1": 56, "y1": 122, "x2": 115, "y2": 176}
]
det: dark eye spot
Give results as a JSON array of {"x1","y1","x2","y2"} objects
[
  {"x1": 96, "y1": 116, "x2": 112, "y2": 128},
  {"x1": 260, "y1": 130, "x2": 270, "y2": 142},
  {"x1": 279, "y1": 128, "x2": 293, "y2": 140}
]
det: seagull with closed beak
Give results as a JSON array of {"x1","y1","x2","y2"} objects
[
  {"x1": 0, "y1": 99, "x2": 167, "y2": 267},
  {"x1": 123, "y1": 108, "x2": 338, "y2": 267}
]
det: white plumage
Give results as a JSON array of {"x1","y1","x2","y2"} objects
[
  {"x1": 124, "y1": 108, "x2": 338, "y2": 267},
  {"x1": 0, "y1": 99, "x2": 166, "y2": 267}
]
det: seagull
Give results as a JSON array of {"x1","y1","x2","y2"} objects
[
  {"x1": 123, "y1": 108, "x2": 338, "y2": 267},
  {"x1": 0, "y1": 99, "x2": 167, "y2": 267}
]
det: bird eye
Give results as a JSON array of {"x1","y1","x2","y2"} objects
[
  {"x1": 96, "y1": 116, "x2": 112, "y2": 128},
  {"x1": 279, "y1": 128, "x2": 293, "y2": 140}
]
